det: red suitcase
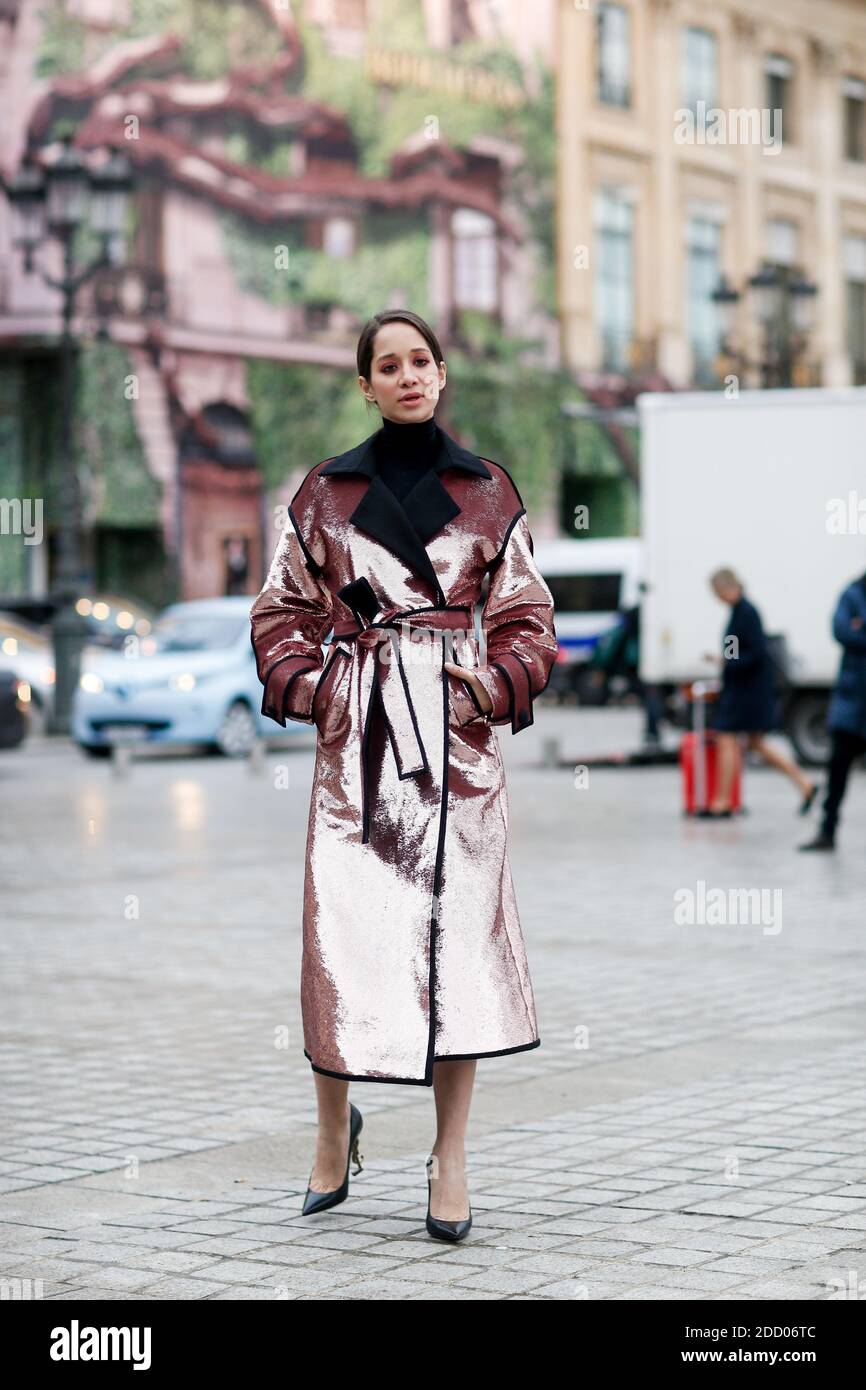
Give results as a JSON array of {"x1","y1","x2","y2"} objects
[{"x1": 681, "y1": 682, "x2": 742, "y2": 815}]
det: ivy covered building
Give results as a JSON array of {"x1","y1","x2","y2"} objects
[{"x1": 0, "y1": 0, "x2": 638, "y2": 612}]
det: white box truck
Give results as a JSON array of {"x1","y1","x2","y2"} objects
[{"x1": 638, "y1": 386, "x2": 866, "y2": 764}]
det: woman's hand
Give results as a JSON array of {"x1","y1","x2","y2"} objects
[{"x1": 444, "y1": 661, "x2": 493, "y2": 715}]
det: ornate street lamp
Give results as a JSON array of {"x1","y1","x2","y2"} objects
[
  {"x1": 710, "y1": 274, "x2": 739, "y2": 344},
  {"x1": 1, "y1": 130, "x2": 134, "y2": 733},
  {"x1": 711, "y1": 263, "x2": 818, "y2": 388}
]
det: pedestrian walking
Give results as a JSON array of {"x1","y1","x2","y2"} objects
[
  {"x1": 250, "y1": 309, "x2": 557, "y2": 1240},
  {"x1": 701, "y1": 568, "x2": 816, "y2": 818},
  {"x1": 800, "y1": 570, "x2": 866, "y2": 851}
]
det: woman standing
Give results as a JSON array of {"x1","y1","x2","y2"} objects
[
  {"x1": 250, "y1": 311, "x2": 557, "y2": 1241},
  {"x1": 703, "y1": 568, "x2": 816, "y2": 817}
]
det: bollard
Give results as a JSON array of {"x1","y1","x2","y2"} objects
[
  {"x1": 111, "y1": 742, "x2": 130, "y2": 778},
  {"x1": 541, "y1": 735, "x2": 560, "y2": 768},
  {"x1": 247, "y1": 737, "x2": 266, "y2": 775}
]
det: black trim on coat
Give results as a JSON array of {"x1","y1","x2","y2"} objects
[
  {"x1": 255, "y1": 648, "x2": 319, "y2": 724},
  {"x1": 434, "y1": 1038, "x2": 541, "y2": 1063},
  {"x1": 288, "y1": 503, "x2": 323, "y2": 576},
  {"x1": 512, "y1": 650, "x2": 535, "y2": 696},
  {"x1": 303, "y1": 1037, "x2": 541, "y2": 1087},
  {"x1": 458, "y1": 673, "x2": 488, "y2": 718},
  {"x1": 303, "y1": 1050, "x2": 434, "y2": 1086},
  {"x1": 371, "y1": 603, "x2": 472, "y2": 626},
  {"x1": 336, "y1": 575, "x2": 381, "y2": 623},
  {"x1": 360, "y1": 659, "x2": 380, "y2": 845},
  {"x1": 377, "y1": 635, "x2": 430, "y2": 780},
  {"x1": 488, "y1": 506, "x2": 527, "y2": 568},
  {"x1": 281, "y1": 663, "x2": 320, "y2": 722},
  {"x1": 489, "y1": 459, "x2": 526, "y2": 513},
  {"x1": 491, "y1": 658, "x2": 517, "y2": 731},
  {"x1": 512, "y1": 650, "x2": 536, "y2": 729},
  {"x1": 423, "y1": 632, "x2": 451, "y2": 1084}
]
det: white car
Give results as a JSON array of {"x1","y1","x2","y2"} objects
[{"x1": 72, "y1": 596, "x2": 315, "y2": 757}]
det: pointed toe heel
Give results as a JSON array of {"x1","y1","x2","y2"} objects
[
  {"x1": 425, "y1": 1154, "x2": 472, "y2": 1242},
  {"x1": 302, "y1": 1102, "x2": 364, "y2": 1216}
]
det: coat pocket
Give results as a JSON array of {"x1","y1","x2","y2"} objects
[
  {"x1": 312, "y1": 646, "x2": 352, "y2": 742},
  {"x1": 448, "y1": 670, "x2": 488, "y2": 728}
]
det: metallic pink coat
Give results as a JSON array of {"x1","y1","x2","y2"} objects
[{"x1": 250, "y1": 424, "x2": 557, "y2": 1085}]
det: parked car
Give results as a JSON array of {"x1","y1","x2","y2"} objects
[
  {"x1": 72, "y1": 596, "x2": 313, "y2": 758},
  {"x1": 0, "y1": 611, "x2": 55, "y2": 713},
  {"x1": 0, "y1": 667, "x2": 31, "y2": 750},
  {"x1": 74, "y1": 593, "x2": 156, "y2": 650}
]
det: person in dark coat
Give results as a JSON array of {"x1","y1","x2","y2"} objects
[
  {"x1": 590, "y1": 599, "x2": 662, "y2": 743},
  {"x1": 800, "y1": 570, "x2": 866, "y2": 850},
  {"x1": 703, "y1": 568, "x2": 817, "y2": 817}
]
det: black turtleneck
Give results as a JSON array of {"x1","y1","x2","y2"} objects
[{"x1": 374, "y1": 413, "x2": 441, "y2": 501}]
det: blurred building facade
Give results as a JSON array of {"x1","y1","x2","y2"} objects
[
  {"x1": 557, "y1": 0, "x2": 866, "y2": 390},
  {"x1": 7, "y1": 0, "x2": 866, "y2": 611}
]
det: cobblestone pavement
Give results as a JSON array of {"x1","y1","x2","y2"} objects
[{"x1": 1, "y1": 709, "x2": 865, "y2": 1300}]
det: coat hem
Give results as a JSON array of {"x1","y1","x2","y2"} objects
[{"x1": 303, "y1": 1037, "x2": 540, "y2": 1087}]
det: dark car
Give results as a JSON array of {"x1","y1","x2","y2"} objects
[{"x1": 0, "y1": 668, "x2": 30, "y2": 750}]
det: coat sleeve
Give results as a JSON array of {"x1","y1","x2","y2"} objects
[
  {"x1": 472, "y1": 510, "x2": 558, "y2": 733},
  {"x1": 832, "y1": 586, "x2": 866, "y2": 652},
  {"x1": 249, "y1": 509, "x2": 333, "y2": 726}
]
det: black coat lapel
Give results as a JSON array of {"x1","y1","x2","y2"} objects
[
  {"x1": 348, "y1": 472, "x2": 443, "y2": 595},
  {"x1": 319, "y1": 424, "x2": 492, "y2": 600}
]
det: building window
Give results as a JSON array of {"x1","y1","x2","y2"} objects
[
  {"x1": 687, "y1": 217, "x2": 722, "y2": 384},
  {"x1": 323, "y1": 217, "x2": 355, "y2": 259},
  {"x1": 765, "y1": 53, "x2": 794, "y2": 145},
  {"x1": 766, "y1": 217, "x2": 798, "y2": 268},
  {"x1": 596, "y1": 2, "x2": 631, "y2": 108},
  {"x1": 843, "y1": 75, "x2": 866, "y2": 162},
  {"x1": 844, "y1": 233, "x2": 866, "y2": 384},
  {"x1": 452, "y1": 208, "x2": 498, "y2": 312},
  {"x1": 594, "y1": 188, "x2": 634, "y2": 372},
  {"x1": 682, "y1": 27, "x2": 718, "y2": 113}
]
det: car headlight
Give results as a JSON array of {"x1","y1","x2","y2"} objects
[
  {"x1": 169, "y1": 672, "x2": 197, "y2": 692},
  {"x1": 79, "y1": 672, "x2": 104, "y2": 694}
]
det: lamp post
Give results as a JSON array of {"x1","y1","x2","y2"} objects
[
  {"x1": 711, "y1": 264, "x2": 819, "y2": 388},
  {"x1": 1, "y1": 131, "x2": 133, "y2": 733}
]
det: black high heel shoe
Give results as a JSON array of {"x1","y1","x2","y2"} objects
[
  {"x1": 425, "y1": 1154, "x2": 472, "y2": 1242},
  {"x1": 302, "y1": 1102, "x2": 363, "y2": 1215}
]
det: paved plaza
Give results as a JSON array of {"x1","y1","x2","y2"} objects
[{"x1": 1, "y1": 708, "x2": 865, "y2": 1300}]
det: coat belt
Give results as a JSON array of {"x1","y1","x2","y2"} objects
[{"x1": 336, "y1": 606, "x2": 472, "y2": 783}]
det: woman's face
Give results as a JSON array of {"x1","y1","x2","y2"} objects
[{"x1": 360, "y1": 321, "x2": 446, "y2": 423}]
